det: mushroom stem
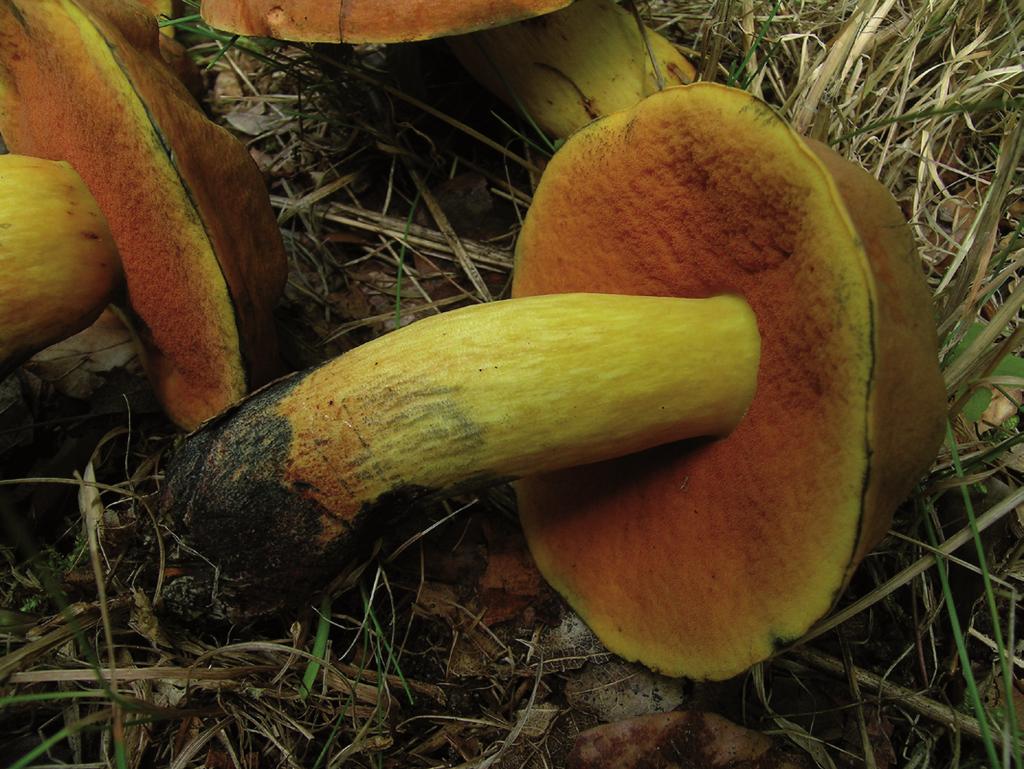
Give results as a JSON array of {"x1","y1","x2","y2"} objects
[
  {"x1": 163, "y1": 292, "x2": 759, "y2": 620},
  {"x1": 447, "y1": 0, "x2": 696, "y2": 138},
  {"x1": 0, "y1": 154, "x2": 122, "y2": 378}
]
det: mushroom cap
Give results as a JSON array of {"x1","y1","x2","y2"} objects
[
  {"x1": 0, "y1": 155, "x2": 121, "y2": 377},
  {"x1": 511, "y1": 83, "x2": 946, "y2": 680},
  {"x1": 199, "y1": 0, "x2": 574, "y2": 43},
  {"x1": 0, "y1": 0, "x2": 287, "y2": 429}
]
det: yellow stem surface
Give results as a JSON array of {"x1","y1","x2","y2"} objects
[
  {"x1": 279, "y1": 293, "x2": 760, "y2": 511},
  {"x1": 168, "y1": 292, "x2": 760, "y2": 619}
]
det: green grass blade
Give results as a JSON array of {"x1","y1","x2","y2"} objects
[
  {"x1": 923, "y1": 502, "x2": 1001, "y2": 769},
  {"x1": 395, "y1": 191, "x2": 421, "y2": 328},
  {"x1": 944, "y1": 422, "x2": 1023, "y2": 767},
  {"x1": 299, "y1": 594, "x2": 334, "y2": 700}
]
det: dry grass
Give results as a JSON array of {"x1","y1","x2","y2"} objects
[{"x1": 2, "y1": 1, "x2": 1023, "y2": 767}]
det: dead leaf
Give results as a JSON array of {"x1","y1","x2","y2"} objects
[
  {"x1": 415, "y1": 172, "x2": 506, "y2": 240},
  {"x1": 569, "y1": 711, "x2": 813, "y2": 769},
  {"x1": 478, "y1": 516, "x2": 556, "y2": 626},
  {"x1": 564, "y1": 659, "x2": 688, "y2": 721},
  {"x1": 129, "y1": 590, "x2": 173, "y2": 648},
  {"x1": 514, "y1": 703, "x2": 560, "y2": 739},
  {"x1": 0, "y1": 374, "x2": 32, "y2": 454},
  {"x1": 536, "y1": 613, "x2": 612, "y2": 673},
  {"x1": 210, "y1": 70, "x2": 243, "y2": 113},
  {"x1": 479, "y1": 549, "x2": 547, "y2": 626},
  {"x1": 223, "y1": 106, "x2": 284, "y2": 137},
  {"x1": 25, "y1": 309, "x2": 140, "y2": 400},
  {"x1": 980, "y1": 388, "x2": 1021, "y2": 431}
]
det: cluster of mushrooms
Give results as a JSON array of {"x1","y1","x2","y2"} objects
[{"x1": 0, "y1": 0, "x2": 946, "y2": 682}]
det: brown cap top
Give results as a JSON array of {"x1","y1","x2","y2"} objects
[
  {"x1": 511, "y1": 83, "x2": 946, "y2": 680},
  {"x1": 200, "y1": 0, "x2": 573, "y2": 43},
  {"x1": 0, "y1": 0, "x2": 287, "y2": 429}
]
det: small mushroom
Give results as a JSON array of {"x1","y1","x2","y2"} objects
[
  {"x1": 0, "y1": 154, "x2": 121, "y2": 378},
  {"x1": 0, "y1": 0, "x2": 287, "y2": 429},
  {"x1": 447, "y1": 0, "x2": 697, "y2": 137},
  {"x1": 199, "y1": 0, "x2": 693, "y2": 137},
  {"x1": 163, "y1": 292, "x2": 761, "y2": 619},
  {"x1": 512, "y1": 83, "x2": 947, "y2": 680}
]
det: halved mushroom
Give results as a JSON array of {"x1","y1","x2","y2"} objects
[
  {"x1": 163, "y1": 292, "x2": 761, "y2": 618},
  {"x1": 0, "y1": 154, "x2": 121, "y2": 378},
  {"x1": 199, "y1": 0, "x2": 694, "y2": 137},
  {"x1": 0, "y1": 0, "x2": 287, "y2": 429},
  {"x1": 511, "y1": 83, "x2": 947, "y2": 680}
]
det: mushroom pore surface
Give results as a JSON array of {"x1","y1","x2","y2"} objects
[{"x1": 512, "y1": 83, "x2": 945, "y2": 680}]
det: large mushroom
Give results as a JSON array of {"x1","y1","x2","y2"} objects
[
  {"x1": 161, "y1": 84, "x2": 944, "y2": 682},
  {"x1": 0, "y1": 154, "x2": 121, "y2": 377},
  {"x1": 0, "y1": 0, "x2": 287, "y2": 429},
  {"x1": 511, "y1": 83, "x2": 947, "y2": 680},
  {"x1": 199, "y1": 0, "x2": 694, "y2": 137},
  {"x1": 446, "y1": 0, "x2": 697, "y2": 138},
  {"x1": 163, "y1": 292, "x2": 760, "y2": 618}
]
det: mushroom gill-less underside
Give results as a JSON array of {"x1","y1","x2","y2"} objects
[
  {"x1": 0, "y1": 0, "x2": 286, "y2": 429},
  {"x1": 512, "y1": 83, "x2": 946, "y2": 681}
]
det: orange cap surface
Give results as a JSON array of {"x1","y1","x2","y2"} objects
[
  {"x1": 512, "y1": 84, "x2": 946, "y2": 680},
  {"x1": 199, "y1": 0, "x2": 573, "y2": 42},
  {"x1": 0, "y1": 0, "x2": 287, "y2": 429}
]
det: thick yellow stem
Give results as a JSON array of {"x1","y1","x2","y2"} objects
[
  {"x1": 166, "y1": 292, "x2": 759, "y2": 619},
  {"x1": 282, "y1": 293, "x2": 759, "y2": 505}
]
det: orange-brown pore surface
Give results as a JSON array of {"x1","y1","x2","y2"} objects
[
  {"x1": 0, "y1": 0, "x2": 286, "y2": 429},
  {"x1": 199, "y1": 0, "x2": 573, "y2": 42},
  {"x1": 512, "y1": 83, "x2": 946, "y2": 681}
]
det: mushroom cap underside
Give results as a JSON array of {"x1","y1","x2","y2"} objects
[
  {"x1": 511, "y1": 83, "x2": 946, "y2": 680},
  {"x1": 0, "y1": 0, "x2": 287, "y2": 429},
  {"x1": 199, "y1": 0, "x2": 574, "y2": 43}
]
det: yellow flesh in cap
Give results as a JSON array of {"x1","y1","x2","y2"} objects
[
  {"x1": 0, "y1": 154, "x2": 121, "y2": 376},
  {"x1": 512, "y1": 83, "x2": 946, "y2": 680}
]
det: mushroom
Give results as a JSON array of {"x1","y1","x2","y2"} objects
[
  {"x1": 511, "y1": 83, "x2": 947, "y2": 680},
  {"x1": 0, "y1": 154, "x2": 121, "y2": 378},
  {"x1": 447, "y1": 0, "x2": 697, "y2": 137},
  {"x1": 198, "y1": 0, "x2": 694, "y2": 137},
  {"x1": 162, "y1": 292, "x2": 761, "y2": 619},
  {"x1": 0, "y1": 0, "x2": 287, "y2": 429},
  {"x1": 198, "y1": 0, "x2": 575, "y2": 41}
]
